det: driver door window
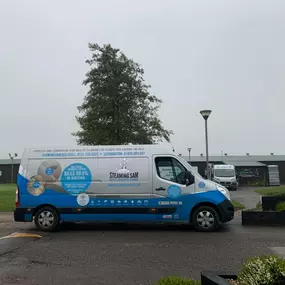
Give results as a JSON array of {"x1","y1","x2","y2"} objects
[{"x1": 155, "y1": 157, "x2": 187, "y2": 185}]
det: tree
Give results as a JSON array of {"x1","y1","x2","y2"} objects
[{"x1": 73, "y1": 43, "x2": 173, "y2": 145}]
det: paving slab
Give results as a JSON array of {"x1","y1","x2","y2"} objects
[
  {"x1": 271, "y1": 247, "x2": 285, "y2": 257},
  {"x1": 231, "y1": 187, "x2": 261, "y2": 209}
]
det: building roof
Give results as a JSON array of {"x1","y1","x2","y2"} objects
[
  {"x1": 183, "y1": 155, "x2": 285, "y2": 162},
  {"x1": 226, "y1": 161, "x2": 267, "y2": 167},
  {"x1": 0, "y1": 159, "x2": 21, "y2": 165},
  {"x1": 182, "y1": 155, "x2": 283, "y2": 167}
]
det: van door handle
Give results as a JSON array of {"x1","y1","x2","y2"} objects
[{"x1": 155, "y1": 187, "x2": 166, "y2": 191}]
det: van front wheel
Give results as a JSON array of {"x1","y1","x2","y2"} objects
[
  {"x1": 35, "y1": 207, "x2": 60, "y2": 232},
  {"x1": 192, "y1": 206, "x2": 220, "y2": 232}
]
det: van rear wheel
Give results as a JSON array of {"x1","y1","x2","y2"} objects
[
  {"x1": 35, "y1": 207, "x2": 60, "y2": 232},
  {"x1": 192, "y1": 206, "x2": 220, "y2": 232}
]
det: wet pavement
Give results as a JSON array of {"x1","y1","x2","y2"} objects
[
  {"x1": 231, "y1": 187, "x2": 261, "y2": 209},
  {"x1": 0, "y1": 189, "x2": 284, "y2": 285},
  {"x1": 0, "y1": 215, "x2": 285, "y2": 285}
]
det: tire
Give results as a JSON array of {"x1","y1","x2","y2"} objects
[
  {"x1": 192, "y1": 206, "x2": 220, "y2": 232},
  {"x1": 34, "y1": 207, "x2": 60, "y2": 232}
]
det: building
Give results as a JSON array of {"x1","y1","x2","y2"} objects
[
  {"x1": 0, "y1": 154, "x2": 284, "y2": 186},
  {"x1": 0, "y1": 159, "x2": 21, "y2": 184},
  {"x1": 184, "y1": 154, "x2": 285, "y2": 186}
]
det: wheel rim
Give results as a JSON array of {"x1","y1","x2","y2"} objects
[
  {"x1": 196, "y1": 211, "x2": 215, "y2": 229},
  {"x1": 38, "y1": 211, "x2": 55, "y2": 228}
]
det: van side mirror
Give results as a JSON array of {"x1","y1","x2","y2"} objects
[{"x1": 185, "y1": 171, "x2": 195, "y2": 186}]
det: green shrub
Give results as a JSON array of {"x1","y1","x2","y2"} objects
[
  {"x1": 275, "y1": 202, "x2": 285, "y2": 212},
  {"x1": 154, "y1": 276, "x2": 201, "y2": 285},
  {"x1": 238, "y1": 255, "x2": 285, "y2": 285},
  {"x1": 256, "y1": 201, "x2": 262, "y2": 210},
  {"x1": 232, "y1": 200, "x2": 245, "y2": 210}
]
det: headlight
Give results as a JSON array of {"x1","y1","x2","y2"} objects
[{"x1": 217, "y1": 185, "x2": 231, "y2": 200}]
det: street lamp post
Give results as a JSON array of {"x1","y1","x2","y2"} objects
[
  {"x1": 187, "y1": 148, "x2": 192, "y2": 164},
  {"x1": 200, "y1": 110, "x2": 212, "y2": 179},
  {"x1": 9, "y1": 153, "x2": 17, "y2": 184}
]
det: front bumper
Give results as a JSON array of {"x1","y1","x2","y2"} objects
[
  {"x1": 220, "y1": 182, "x2": 238, "y2": 190},
  {"x1": 217, "y1": 199, "x2": 235, "y2": 223}
]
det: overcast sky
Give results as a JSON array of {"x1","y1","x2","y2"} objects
[{"x1": 0, "y1": 0, "x2": 284, "y2": 158}]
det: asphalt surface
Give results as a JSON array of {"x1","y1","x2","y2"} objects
[
  {"x1": 0, "y1": 189, "x2": 284, "y2": 285},
  {"x1": 230, "y1": 187, "x2": 261, "y2": 209}
]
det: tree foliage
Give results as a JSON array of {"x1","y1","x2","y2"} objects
[{"x1": 73, "y1": 43, "x2": 173, "y2": 145}]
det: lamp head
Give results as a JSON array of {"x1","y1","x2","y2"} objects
[{"x1": 200, "y1": 109, "x2": 212, "y2": 120}]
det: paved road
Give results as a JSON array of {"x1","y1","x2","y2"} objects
[
  {"x1": 1, "y1": 216, "x2": 285, "y2": 285},
  {"x1": 0, "y1": 189, "x2": 283, "y2": 285},
  {"x1": 231, "y1": 187, "x2": 261, "y2": 209}
]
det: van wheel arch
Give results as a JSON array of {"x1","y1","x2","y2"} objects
[
  {"x1": 33, "y1": 204, "x2": 59, "y2": 217},
  {"x1": 190, "y1": 202, "x2": 222, "y2": 224}
]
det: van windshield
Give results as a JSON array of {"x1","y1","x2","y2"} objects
[
  {"x1": 177, "y1": 156, "x2": 203, "y2": 179},
  {"x1": 214, "y1": 169, "x2": 235, "y2": 177}
]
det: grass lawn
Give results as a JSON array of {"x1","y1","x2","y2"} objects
[
  {"x1": 0, "y1": 184, "x2": 16, "y2": 212},
  {"x1": 232, "y1": 199, "x2": 245, "y2": 210},
  {"x1": 255, "y1": 186, "x2": 285, "y2": 196}
]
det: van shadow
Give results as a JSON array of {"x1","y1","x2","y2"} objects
[{"x1": 55, "y1": 222, "x2": 232, "y2": 233}]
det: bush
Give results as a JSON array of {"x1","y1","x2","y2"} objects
[
  {"x1": 232, "y1": 200, "x2": 245, "y2": 210},
  {"x1": 237, "y1": 255, "x2": 285, "y2": 285},
  {"x1": 154, "y1": 276, "x2": 201, "y2": 285},
  {"x1": 256, "y1": 201, "x2": 262, "y2": 210},
  {"x1": 275, "y1": 202, "x2": 285, "y2": 212}
]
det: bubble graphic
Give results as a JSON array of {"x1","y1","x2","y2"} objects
[
  {"x1": 198, "y1": 182, "x2": 206, "y2": 189},
  {"x1": 77, "y1": 193, "x2": 90, "y2": 206},
  {"x1": 61, "y1": 163, "x2": 92, "y2": 194},
  {"x1": 167, "y1": 185, "x2": 182, "y2": 198},
  {"x1": 27, "y1": 175, "x2": 46, "y2": 196},
  {"x1": 38, "y1": 160, "x2": 62, "y2": 182}
]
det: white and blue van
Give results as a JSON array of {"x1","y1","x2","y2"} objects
[{"x1": 14, "y1": 145, "x2": 234, "y2": 232}]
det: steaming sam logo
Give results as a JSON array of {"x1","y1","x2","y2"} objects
[{"x1": 109, "y1": 158, "x2": 139, "y2": 181}]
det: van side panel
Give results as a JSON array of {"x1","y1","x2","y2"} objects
[
  {"x1": 17, "y1": 162, "x2": 228, "y2": 223},
  {"x1": 57, "y1": 190, "x2": 228, "y2": 223},
  {"x1": 96, "y1": 157, "x2": 150, "y2": 196},
  {"x1": 15, "y1": 146, "x2": 233, "y2": 224}
]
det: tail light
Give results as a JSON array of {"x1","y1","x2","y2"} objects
[{"x1": 15, "y1": 187, "x2": 20, "y2": 207}]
